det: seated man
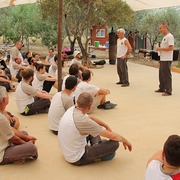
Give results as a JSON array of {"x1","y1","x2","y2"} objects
[
  {"x1": 75, "y1": 70, "x2": 117, "y2": 111},
  {"x1": 0, "y1": 86, "x2": 38, "y2": 165},
  {"x1": 15, "y1": 68, "x2": 53, "y2": 116},
  {"x1": 70, "y1": 50, "x2": 93, "y2": 76},
  {"x1": 10, "y1": 56, "x2": 26, "y2": 82},
  {"x1": 32, "y1": 63, "x2": 56, "y2": 93},
  {"x1": 58, "y1": 92, "x2": 132, "y2": 166},
  {"x1": 44, "y1": 48, "x2": 55, "y2": 72},
  {"x1": 48, "y1": 76, "x2": 77, "y2": 135},
  {"x1": 145, "y1": 135, "x2": 180, "y2": 180}
]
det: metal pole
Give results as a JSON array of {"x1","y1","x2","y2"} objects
[{"x1": 57, "y1": 0, "x2": 63, "y2": 91}]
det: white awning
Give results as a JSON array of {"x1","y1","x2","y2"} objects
[
  {"x1": 1, "y1": 0, "x2": 180, "y2": 11},
  {"x1": 1, "y1": 0, "x2": 37, "y2": 8},
  {"x1": 124, "y1": 0, "x2": 180, "y2": 11}
]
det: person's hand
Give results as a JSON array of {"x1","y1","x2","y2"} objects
[
  {"x1": 121, "y1": 55, "x2": 126, "y2": 60},
  {"x1": 5, "y1": 111, "x2": 14, "y2": 123},
  {"x1": 123, "y1": 140, "x2": 132, "y2": 151},
  {"x1": 156, "y1": 47, "x2": 161, "y2": 51},
  {"x1": 40, "y1": 90, "x2": 48, "y2": 94},
  {"x1": 26, "y1": 136, "x2": 37, "y2": 144}
]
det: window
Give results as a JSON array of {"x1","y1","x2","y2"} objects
[{"x1": 96, "y1": 29, "x2": 105, "y2": 38}]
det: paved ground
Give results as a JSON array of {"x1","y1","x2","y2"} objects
[{"x1": 1, "y1": 61, "x2": 180, "y2": 180}]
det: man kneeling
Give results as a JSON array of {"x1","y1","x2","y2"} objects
[{"x1": 58, "y1": 92, "x2": 132, "y2": 166}]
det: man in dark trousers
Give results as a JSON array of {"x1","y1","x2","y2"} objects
[{"x1": 155, "y1": 23, "x2": 174, "y2": 96}]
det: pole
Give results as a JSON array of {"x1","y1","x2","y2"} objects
[{"x1": 57, "y1": 0, "x2": 63, "y2": 91}]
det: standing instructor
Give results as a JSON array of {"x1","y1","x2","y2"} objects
[
  {"x1": 116, "y1": 28, "x2": 132, "y2": 87},
  {"x1": 155, "y1": 23, "x2": 174, "y2": 96}
]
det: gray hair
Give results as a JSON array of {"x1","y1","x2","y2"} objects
[
  {"x1": 117, "y1": 28, "x2": 126, "y2": 34},
  {"x1": 0, "y1": 86, "x2": 7, "y2": 102}
]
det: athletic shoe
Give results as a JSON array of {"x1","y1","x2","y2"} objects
[{"x1": 104, "y1": 102, "x2": 117, "y2": 110}]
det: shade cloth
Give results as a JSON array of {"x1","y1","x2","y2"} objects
[
  {"x1": 1, "y1": 0, "x2": 37, "y2": 8},
  {"x1": 1, "y1": 0, "x2": 180, "y2": 11}
]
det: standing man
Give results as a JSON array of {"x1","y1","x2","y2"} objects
[
  {"x1": 116, "y1": 28, "x2": 132, "y2": 87},
  {"x1": 155, "y1": 23, "x2": 174, "y2": 96}
]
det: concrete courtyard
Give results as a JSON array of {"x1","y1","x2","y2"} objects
[{"x1": 1, "y1": 61, "x2": 180, "y2": 180}]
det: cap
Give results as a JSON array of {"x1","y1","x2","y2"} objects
[{"x1": 74, "y1": 50, "x2": 80, "y2": 57}]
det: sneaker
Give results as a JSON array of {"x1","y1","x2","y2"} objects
[
  {"x1": 97, "y1": 104, "x2": 105, "y2": 109},
  {"x1": 97, "y1": 101, "x2": 116, "y2": 109},
  {"x1": 104, "y1": 102, "x2": 117, "y2": 110}
]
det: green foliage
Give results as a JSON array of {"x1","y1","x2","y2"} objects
[
  {"x1": 0, "y1": 3, "x2": 59, "y2": 48},
  {"x1": 39, "y1": 0, "x2": 134, "y2": 61},
  {"x1": 0, "y1": 4, "x2": 42, "y2": 43},
  {"x1": 134, "y1": 7, "x2": 180, "y2": 49}
]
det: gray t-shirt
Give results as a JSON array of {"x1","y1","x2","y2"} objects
[
  {"x1": 73, "y1": 107, "x2": 104, "y2": 137},
  {"x1": 10, "y1": 47, "x2": 19, "y2": 59},
  {"x1": 0, "y1": 113, "x2": 14, "y2": 162},
  {"x1": 36, "y1": 73, "x2": 46, "y2": 81},
  {"x1": 21, "y1": 80, "x2": 37, "y2": 96}
]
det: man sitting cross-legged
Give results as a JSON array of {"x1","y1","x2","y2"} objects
[
  {"x1": 0, "y1": 86, "x2": 38, "y2": 165},
  {"x1": 58, "y1": 92, "x2": 132, "y2": 166},
  {"x1": 74, "y1": 70, "x2": 117, "y2": 111}
]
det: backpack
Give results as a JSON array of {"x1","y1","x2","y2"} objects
[{"x1": 93, "y1": 60, "x2": 106, "y2": 65}]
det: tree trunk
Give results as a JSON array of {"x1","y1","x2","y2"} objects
[
  {"x1": 76, "y1": 36, "x2": 93, "y2": 67},
  {"x1": 65, "y1": 23, "x2": 76, "y2": 53}
]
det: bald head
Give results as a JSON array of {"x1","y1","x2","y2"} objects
[{"x1": 77, "y1": 92, "x2": 93, "y2": 109}]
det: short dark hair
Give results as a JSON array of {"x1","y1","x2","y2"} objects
[
  {"x1": 65, "y1": 76, "x2": 77, "y2": 90},
  {"x1": 32, "y1": 52, "x2": 39, "y2": 58},
  {"x1": 21, "y1": 68, "x2": 34, "y2": 80},
  {"x1": 77, "y1": 92, "x2": 93, "y2": 109},
  {"x1": 54, "y1": 54, "x2": 59, "y2": 61},
  {"x1": 163, "y1": 135, "x2": 180, "y2": 166},
  {"x1": 69, "y1": 63, "x2": 79, "y2": 76},
  {"x1": 27, "y1": 57, "x2": 33, "y2": 65},
  {"x1": 49, "y1": 48, "x2": 54, "y2": 52},
  {"x1": 36, "y1": 63, "x2": 45, "y2": 71},
  {"x1": 82, "y1": 70, "x2": 91, "y2": 81}
]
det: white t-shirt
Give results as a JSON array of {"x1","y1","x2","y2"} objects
[
  {"x1": 48, "y1": 91, "x2": 74, "y2": 131},
  {"x1": 46, "y1": 55, "x2": 55, "y2": 65},
  {"x1": 74, "y1": 81, "x2": 100, "y2": 102},
  {"x1": 70, "y1": 58, "x2": 81, "y2": 67},
  {"x1": 15, "y1": 80, "x2": 37, "y2": 113},
  {"x1": 117, "y1": 37, "x2": 128, "y2": 58},
  {"x1": 145, "y1": 160, "x2": 172, "y2": 180},
  {"x1": 32, "y1": 72, "x2": 46, "y2": 91},
  {"x1": 160, "y1": 33, "x2": 174, "y2": 61},
  {"x1": 48, "y1": 64, "x2": 57, "y2": 77},
  {"x1": 10, "y1": 61, "x2": 20, "y2": 78},
  {"x1": 58, "y1": 107, "x2": 104, "y2": 163},
  {"x1": 0, "y1": 113, "x2": 14, "y2": 163}
]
